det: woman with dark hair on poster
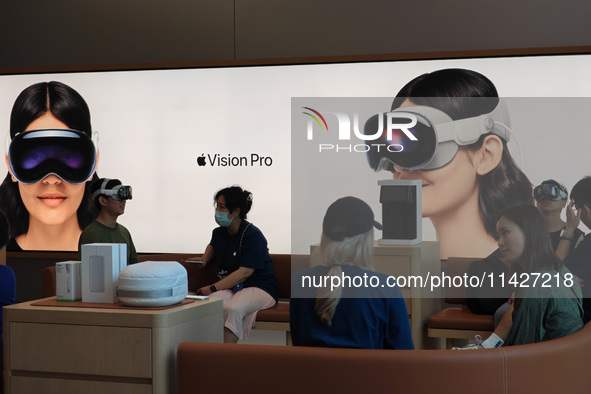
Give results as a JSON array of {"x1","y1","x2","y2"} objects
[
  {"x1": 0, "y1": 81, "x2": 98, "y2": 251},
  {"x1": 366, "y1": 68, "x2": 532, "y2": 259}
]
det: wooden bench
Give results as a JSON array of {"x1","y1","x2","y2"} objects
[{"x1": 427, "y1": 257, "x2": 495, "y2": 348}]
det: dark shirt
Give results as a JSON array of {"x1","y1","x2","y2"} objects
[
  {"x1": 78, "y1": 220, "x2": 139, "y2": 264},
  {"x1": 6, "y1": 238, "x2": 22, "y2": 252},
  {"x1": 1, "y1": 265, "x2": 16, "y2": 367},
  {"x1": 549, "y1": 227, "x2": 584, "y2": 252},
  {"x1": 466, "y1": 249, "x2": 512, "y2": 315},
  {"x1": 210, "y1": 220, "x2": 278, "y2": 301},
  {"x1": 564, "y1": 235, "x2": 591, "y2": 323}
]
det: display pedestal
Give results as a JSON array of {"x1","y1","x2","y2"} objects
[
  {"x1": 3, "y1": 297, "x2": 223, "y2": 394},
  {"x1": 372, "y1": 241, "x2": 441, "y2": 349}
]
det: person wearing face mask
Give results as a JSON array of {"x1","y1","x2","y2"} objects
[{"x1": 195, "y1": 186, "x2": 278, "y2": 343}]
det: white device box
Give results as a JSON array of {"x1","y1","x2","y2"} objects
[
  {"x1": 81, "y1": 243, "x2": 127, "y2": 303},
  {"x1": 56, "y1": 261, "x2": 82, "y2": 301}
]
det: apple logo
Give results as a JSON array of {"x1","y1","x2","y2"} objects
[{"x1": 197, "y1": 154, "x2": 206, "y2": 166}]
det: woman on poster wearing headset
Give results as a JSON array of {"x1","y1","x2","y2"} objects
[
  {"x1": 365, "y1": 68, "x2": 533, "y2": 259},
  {"x1": 0, "y1": 81, "x2": 99, "y2": 251}
]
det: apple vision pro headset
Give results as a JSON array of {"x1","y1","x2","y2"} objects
[
  {"x1": 6, "y1": 128, "x2": 131, "y2": 200},
  {"x1": 364, "y1": 99, "x2": 514, "y2": 172},
  {"x1": 6, "y1": 128, "x2": 98, "y2": 184},
  {"x1": 93, "y1": 178, "x2": 133, "y2": 201}
]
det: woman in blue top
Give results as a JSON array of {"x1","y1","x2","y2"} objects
[
  {"x1": 196, "y1": 186, "x2": 277, "y2": 343},
  {"x1": 290, "y1": 196, "x2": 414, "y2": 349}
]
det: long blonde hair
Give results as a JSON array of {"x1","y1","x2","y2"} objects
[{"x1": 313, "y1": 230, "x2": 374, "y2": 326}]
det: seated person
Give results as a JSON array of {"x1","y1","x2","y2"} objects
[
  {"x1": 467, "y1": 180, "x2": 585, "y2": 323},
  {"x1": 194, "y1": 186, "x2": 278, "y2": 343},
  {"x1": 0, "y1": 265, "x2": 16, "y2": 378},
  {"x1": 535, "y1": 180, "x2": 585, "y2": 258},
  {"x1": 466, "y1": 249, "x2": 512, "y2": 318},
  {"x1": 564, "y1": 176, "x2": 591, "y2": 323},
  {"x1": 0, "y1": 213, "x2": 16, "y2": 384},
  {"x1": 78, "y1": 178, "x2": 138, "y2": 264},
  {"x1": 456, "y1": 204, "x2": 583, "y2": 349},
  {"x1": 290, "y1": 196, "x2": 414, "y2": 349}
]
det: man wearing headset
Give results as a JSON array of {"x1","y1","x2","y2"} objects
[
  {"x1": 535, "y1": 180, "x2": 585, "y2": 258},
  {"x1": 78, "y1": 178, "x2": 139, "y2": 264}
]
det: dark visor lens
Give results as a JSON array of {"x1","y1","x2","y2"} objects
[
  {"x1": 534, "y1": 185, "x2": 564, "y2": 201},
  {"x1": 8, "y1": 129, "x2": 96, "y2": 184},
  {"x1": 364, "y1": 112, "x2": 437, "y2": 171},
  {"x1": 113, "y1": 185, "x2": 133, "y2": 200}
]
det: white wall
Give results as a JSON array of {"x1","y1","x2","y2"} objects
[{"x1": 1, "y1": 54, "x2": 590, "y2": 253}]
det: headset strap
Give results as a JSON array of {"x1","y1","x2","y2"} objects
[{"x1": 92, "y1": 178, "x2": 113, "y2": 199}]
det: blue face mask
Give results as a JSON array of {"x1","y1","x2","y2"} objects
[{"x1": 215, "y1": 211, "x2": 234, "y2": 227}]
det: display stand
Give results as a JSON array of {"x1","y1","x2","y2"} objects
[{"x1": 3, "y1": 297, "x2": 223, "y2": 394}]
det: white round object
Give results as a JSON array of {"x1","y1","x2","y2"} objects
[{"x1": 118, "y1": 261, "x2": 188, "y2": 307}]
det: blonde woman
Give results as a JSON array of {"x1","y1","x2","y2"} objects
[{"x1": 290, "y1": 196, "x2": 413, "y2": 349}]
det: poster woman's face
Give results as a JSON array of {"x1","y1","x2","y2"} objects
[
  {"x1": 392, "y1": 99, "x2": 479, "y2": 219},
  {"x1": 15, "y1": 113, "x2": 86, "y2": 228}
]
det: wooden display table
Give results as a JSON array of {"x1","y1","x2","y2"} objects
[{"x1": 3, "y1": 297, "x2": 223, "y2": 394}]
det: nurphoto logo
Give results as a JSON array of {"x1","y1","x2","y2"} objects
[{"x1": 302, "y1": 107, "x2": 418, "y2": 153}]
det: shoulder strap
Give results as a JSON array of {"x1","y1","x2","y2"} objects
[{"x1": 239, "y1": 222, "x2": 252, "y2": 254}]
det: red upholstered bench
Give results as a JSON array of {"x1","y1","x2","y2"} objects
[
  {"x1": 427, "y1": 257, "x2": 495, "y2": 348},
  {"x1": 254, "y1": 254, "x2": 310, "y2": 344},
  {"x1": 178, "y1": 323, "x2": 591, "y2": 394}
]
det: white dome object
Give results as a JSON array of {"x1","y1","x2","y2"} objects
[{"x1": 118, "y1": 261, "x2": 188, "y2": 307}]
